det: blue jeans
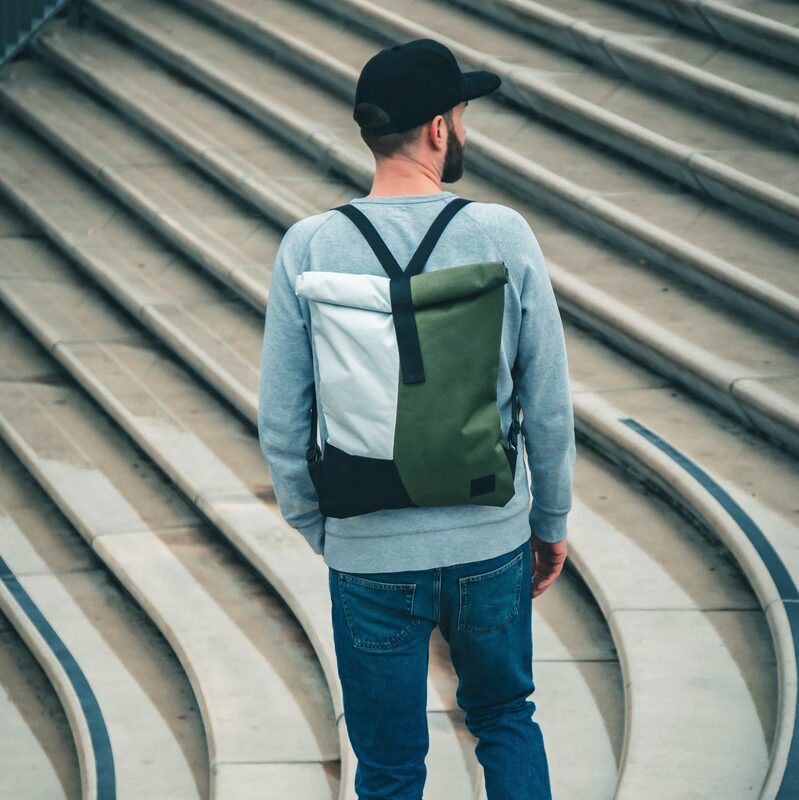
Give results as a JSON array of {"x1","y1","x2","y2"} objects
[{"x1": 327, "y1": 535, "x2": 551, "y2": 800}]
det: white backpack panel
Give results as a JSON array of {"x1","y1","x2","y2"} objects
[{"x1": 295, "y1": 271, "x2": 400, "y2": 460}]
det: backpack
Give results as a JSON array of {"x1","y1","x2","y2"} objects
[{"x1": 294, "y1": 196, "x2": 521, "y2": 519}]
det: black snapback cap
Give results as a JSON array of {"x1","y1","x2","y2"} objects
[{"x1": 354, "y1": 38, "x2": 501, "y2": 135}]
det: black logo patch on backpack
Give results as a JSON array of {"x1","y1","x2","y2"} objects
[{"x1": 470, "y1": 474, "x2": 496, "y2": 497}]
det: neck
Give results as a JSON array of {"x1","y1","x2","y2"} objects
[{"x1": 367, "y1": 160, "x2": 443, "y2": 197}]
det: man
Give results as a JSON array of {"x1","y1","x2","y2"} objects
[{"x1": 258, "y1": 38, "x2": 575, "y2": 800}]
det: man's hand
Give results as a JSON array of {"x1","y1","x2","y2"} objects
[{"x1": 531, "y1": 534, "x2": 567, "y2": 598}]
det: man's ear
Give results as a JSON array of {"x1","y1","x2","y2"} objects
[{"x1": 429, "y1": 115, "x2": 446, "y2": 149}]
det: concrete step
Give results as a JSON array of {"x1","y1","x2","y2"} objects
[
  {"x1": 78, "y1": 0, "x2": 799, "y2": 328},
  {"x1": 0, "y1": 119, "x2": 264, "y2": 422},
  {"x1": 0, "y1": 172, "x2": 773, "y2": 796},
  {"x1": 0, "y1": 321, "x2": 340, "y2": 798},
  {"x1": 6, "y1": 23, "x2": 799, "y2": 458},
  {"x1": 567, "y1": 446, "x2": 775, "y2": 799},
  {"x1": 612, "y1": 0, "x2": 799, "y2": 68},
  {"x1": 0, "y1": 435, "x2": 207, "y2": 800},
  {"x1": 0, "y1": 595, "x2": 81, "y2": 800},
  {"x1": 152, "y1": 0, "x2": 799, "y2": 240},
  {"x1": 443, "y1": 0, "x2": 799, "y2": 146},
  {"x1": 567, "y1": 344, "x2": 799, "y2": 797},
  {"x1": 0, "y1": 55, "x2": 336, "y2": 309}
]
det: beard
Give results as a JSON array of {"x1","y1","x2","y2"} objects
[{"x1": 441, "y1": 117, "x2": 465, "y2": 183}]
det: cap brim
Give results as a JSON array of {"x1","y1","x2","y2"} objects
[{"x1": 461, "y1": 70, "x2": 502, "y2": 100}]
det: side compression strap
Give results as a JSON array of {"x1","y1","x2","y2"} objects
[
  {"x1": 332, "y1": 197, "x2": 473, "y2": 384},
  {"x1": 307, "y1": 380, "x2": 321, "y2": 464},
  {"x1": 508, "y1": 362, "x2": 521, "y2": 457}
]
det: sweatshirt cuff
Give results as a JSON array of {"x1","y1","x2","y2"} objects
[
  {"x1": 296, "y1": 517, "x2": 325, "y2": 556},
  {"x1": 530, "y1": 504, "x2": 570, "y2": 543}
]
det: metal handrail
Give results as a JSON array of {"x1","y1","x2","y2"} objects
[{"x1": 1, "y1": 0, "x2": 81, "y2": 67}]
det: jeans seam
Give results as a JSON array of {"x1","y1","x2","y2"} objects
[
  {"x1": 435, "y1": 568, "x2": 441, "y2": 625},
  {"x1": 339, "y1": 573, "x2": 417, "y2": 591},
  {"x1": 460, "y1": 551, "x2": 523, "y2": 584}
]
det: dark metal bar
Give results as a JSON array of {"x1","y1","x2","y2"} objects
[
  {"x1": 1, "y1": 0, "x2": 81, "y2": 67},
  {"x1": 67, "y1": 0, "x2": 82, "y2": 27}
]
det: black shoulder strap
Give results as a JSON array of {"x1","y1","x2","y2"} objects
[
  {"x1": 332, "y1": 196, "x2": 473, "y2": 278},
  {"x1": 333, "y1": 204, "x2": 403, "y2": 278},
  {"x1": 405, "y1": 197, "x2": 473, "y2": 277}
]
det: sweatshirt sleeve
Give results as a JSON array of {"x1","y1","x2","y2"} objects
[
  {"x1": 257, "y1": 223, "x2": 325, "y2": 555},
  {"x1": 505, "y1": 210, "x2": 576, "y2": 542}
]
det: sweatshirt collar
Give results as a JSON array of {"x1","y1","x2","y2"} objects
[{"x1": 349, "y1": 191, "x2": 456, "y2": 204}]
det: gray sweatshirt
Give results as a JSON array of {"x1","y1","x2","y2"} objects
[{"x1": 258, "y1": 190, "x2": 576, "y2": 572}]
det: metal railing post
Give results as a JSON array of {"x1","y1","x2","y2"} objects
[
  {"x1": 67, "y1": 0, "x2": 83, "y2": 27},
  {"x1": 2, "y1": 1, "x2": 83, "y2": 66}
]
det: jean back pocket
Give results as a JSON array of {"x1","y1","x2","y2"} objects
[
  {"x1": 457, "y1": 550, "x2": 523, "y2": 632},
  {"x1": 338, "y1": 573, "x2": 419, "y2": 650}
]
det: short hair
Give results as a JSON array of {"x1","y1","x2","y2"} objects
[{"x1": 355, "y1": 103, "x2": 454, "y2": 158}]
